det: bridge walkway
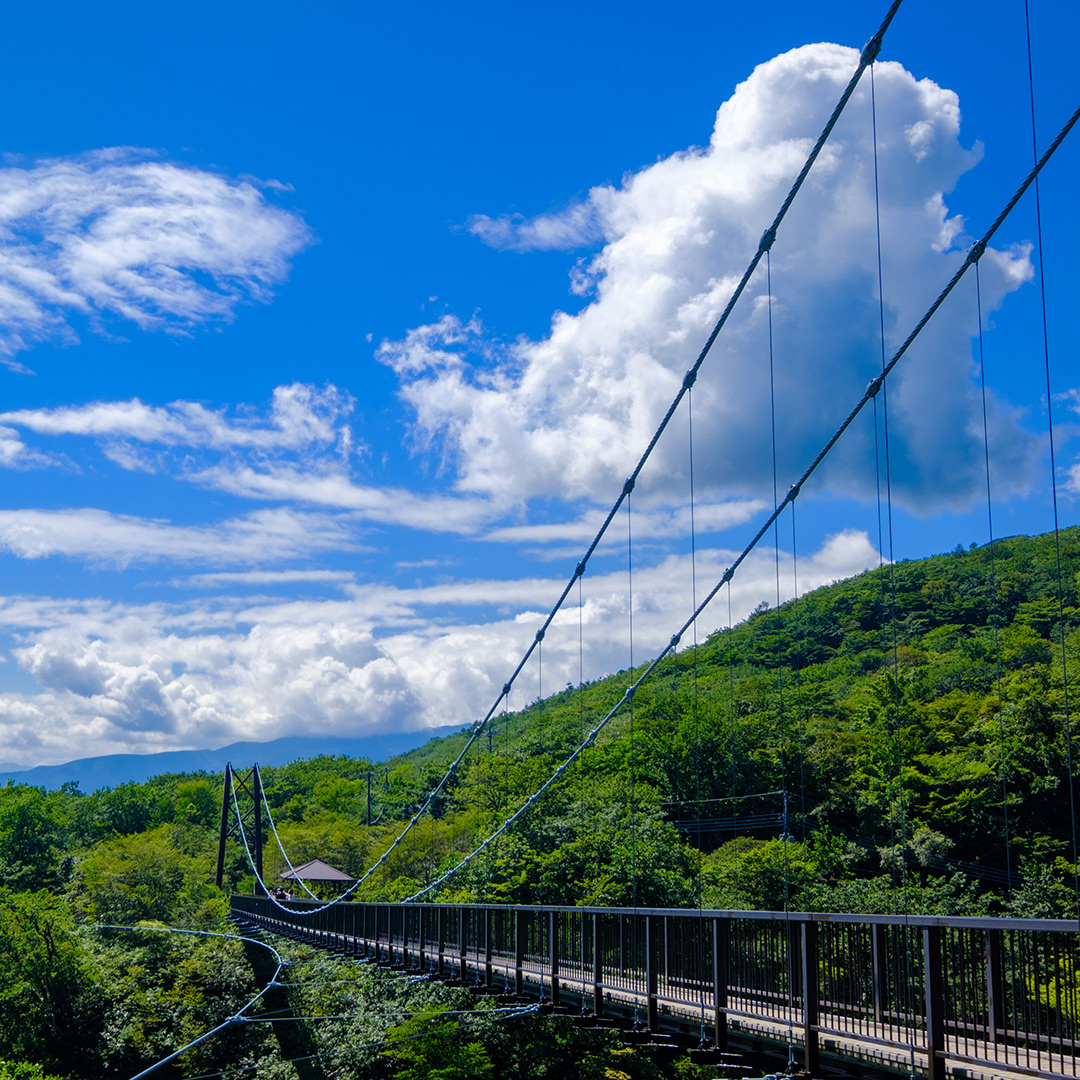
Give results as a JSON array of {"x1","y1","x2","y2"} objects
[{"x1": 232, "y1": 897, "x2": 1080, "y2": 1080}]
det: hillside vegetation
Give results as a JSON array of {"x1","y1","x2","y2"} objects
[{"x1": 0, "y1": 527, "x2": 1077, "y2": 1077}]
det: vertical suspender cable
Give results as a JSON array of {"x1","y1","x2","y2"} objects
[
  {"x1": 1023, "y1": 0, "x2": 1079, "y2": 923},
  {"x1": 768, "y1": 246, "x2": 796, "y2": 1066},
  {"x1": 791, "y1": 503, "x2": 806, "y2": 842},
  {"x1": 628, "y1": 487, "x2": 637, "y2": 912},
  {"x1": 729, "y1": 583, "x2": 740, "y2": 909},
  {"x1": 974, "y1": 260, "x2": 1013, "y2": 899},
  {"x1": 688, "y1": 385, "x2": 708, "y2": 1039},
  {"x1": 872, "y1": 60, "x2": 916, "y2": 1079},
  {"x1": 626, "y1": 485, "x2": 640, "y2": 1026}
]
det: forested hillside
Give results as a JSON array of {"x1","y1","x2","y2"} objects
[{"x1": 0, "y1": 527, "x2": 1076, "y2": 1077}]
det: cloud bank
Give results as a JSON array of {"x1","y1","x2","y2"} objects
[
  {"x1": 0, "y1": 148, "x2": 310, "y2": 366},
  {"x1": 379, "y1": 44, "x2": 1040, "y2": 515},
  {"x1": 0, "y1": 530, "x2": 878, "y2": 766}
]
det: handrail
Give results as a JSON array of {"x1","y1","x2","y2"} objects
[
  {"x1": 234, "y1": 896, "x2": 1080, "y2": 1080},
  {"x1": 244, "y1": 895, "x2": 1078, "y2": 934}
]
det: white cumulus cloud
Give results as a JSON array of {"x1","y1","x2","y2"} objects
[{"x1": 378, "y1": 44, "x2": 1040, "y2": 517}]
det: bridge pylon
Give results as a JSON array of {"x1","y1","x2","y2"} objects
[{"x1": 215, "y1": 762, "x2": 264, "y2": 892}]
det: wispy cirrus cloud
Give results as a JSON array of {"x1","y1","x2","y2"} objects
[
  {"x1": 0, "y1": 383, "x2": 498, "y2": 534},
  {"x1": 0, "y1": 506, "x2": 363, "y2": 568},
  {"x1": 467, "y1": 200, "x2": 605, "y2": 252},
  {"x1": 0, "y1": 426, "x2": 58, "y2": 469},
  {"x1": 481, "y1": 498, "x2": 767, "y2": 552},
  {"x1": 0, "y1": 383, "x2": 352, "y2": 452},
  {"x1": 191, "y1": 462, "x2": 497, "y2": 533},
  {"x1": 181, "y1": 569, "x2": 357, "y2": 590},
  {"x1": 0, "y1": 148, "x2": 311, "y2": 367}
]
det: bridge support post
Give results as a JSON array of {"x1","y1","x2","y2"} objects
[
  {"x1": 592, "y1": 913, "x2": 604, "y2": 1016},
  {"x1": 646, "y1": 915, "x2": 659, "y2": 1031},
  {"x1": 549, "y1": 909, "x2": 560, "y2": 1006},
  {"x1": 712, "y1": 917, "x2": 728, "y2": 1049},
  {"x1": 437, "y1": 907, "x2": 446, "y2": 978},
  {"x1": 801, "y1": 920, "x2": 820, "y2": 1076},
  {"x1": 418, "y1": 906, "x2": 427, "y2": 970},
  {"x1": 923, "y1": 926, "x2": 946, "y2": 1080},
  {"x1": 484, "y1": 907, "x2": 493, "y2": 986},
  {"x1": 215, "y1": 763, "x2": 232, "y2": 889},
  {"x1": 252, "y1": 765, "x2": 264, "y2": 895},
  {"x1": 985, "y1": 929, "x2": 1004, "y2": 1043},
  {"x1": 872, "y1": 922, "x2": 887, "y2": 1023},
  {"x1": 515, "y1": 909, "x2": 526, "y2": 997},
  {"x1": 459, "y1": 907, "x2": 467, "y2": 982}
]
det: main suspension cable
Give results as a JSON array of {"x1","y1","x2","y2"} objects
[
  {"x1": 398, "y1": 105, "x2": 1079, "y2": 903},
  {"x1": 297, "y1": 2, "x2": 905, "y2": 904}
]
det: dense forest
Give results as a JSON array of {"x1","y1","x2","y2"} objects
[{"x1": 0, "y1": 527, "x2": 1077, "y2": 1078}]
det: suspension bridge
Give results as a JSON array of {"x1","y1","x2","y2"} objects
[{"x1": 192, "y1": 2, "x2": 1080, "y2": 1078}]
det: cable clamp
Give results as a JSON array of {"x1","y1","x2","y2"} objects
[
  {"x1": 669, "y1": 632, "x2": 681, "y2": 648},
  {"x1": 502, "y1": 683, "x2": 512, "y2": 698},
  {"x1": 966, "y1": 238, "x2": 987, "y2": 265},
  {"x1": 575, "y1": 560, "x2": 586, "y2": 578},
  {"x1": 622, "y1": 476, "x2": 636, "y2": 496},
  {"x1": 861, "y1": 32, "x2": 883, "y2": 66},
  {"x1": 682, "y1": 369, "x2": 697, "y2": 390},
  {"x1": 759, "y1": 226, "x2": 777, "y2": 253},
  {"x1": 535, "y1": 628, "x2": 545, "y2": 642},
  {"x1": 721, "y1": 567, "x2": 733, "y2": 584},
  {"x1": 787, "y1": 481, "x2": 802, "y2": 500},
  {"x1": 866, "y1": 376, "x2": 882, "y2": 399}
]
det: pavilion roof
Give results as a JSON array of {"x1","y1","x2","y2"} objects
[{"x1": 279, "y1": 858, "x2": 353, "y2": 882}]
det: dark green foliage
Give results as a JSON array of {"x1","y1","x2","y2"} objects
[{"x1": 0, "y1": 528, "x2": 1077, "y2": 1077}]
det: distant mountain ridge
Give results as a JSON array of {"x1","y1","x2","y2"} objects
[{"x1": 0, "y1": 729, "x2": 463, "y2": 793}]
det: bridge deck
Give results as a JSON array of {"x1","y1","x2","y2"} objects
[{"x1": 232, "y1": 897, "x2": 1080, "y2": 1080}]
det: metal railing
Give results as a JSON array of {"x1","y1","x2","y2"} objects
[{"x1": 231, "y1": 897, "x2": 1080, "y2": 1080}]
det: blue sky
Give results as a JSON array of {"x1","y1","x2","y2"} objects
[{"x1": 0, "y1": 0, "x2": 1075, "y2": 767}]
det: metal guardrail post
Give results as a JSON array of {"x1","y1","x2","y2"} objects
[
  {"x1": 484, "y1": 907, "x2": 493, "y2": 985},
  {"x1": 459, "y1": 906, "x2": 467, "y2": 982},
  {"x1": 593, "y1": 913, "x2": 604, "y2": 1016},
  {"x1": 646, "y1": 914, "x2": 659, "y2": 1031},
  {"x1": 437, "y1": 906, "x2": 446, "y2": 978},
  {"x1": 663, "y1": 914, "x2": 670, "y2": 994},
  {"x1": 801, "y1": 920, "x2": 820, "y2": 1075},
  {"x1": 872, "y1": 922, "x2": 888, "y2": 1023},
  {"x1": 550, "y1": 909, "x2": 560, "y2": 1005},
  {"x1": 418, "y1": 906, "x2": 427, "y2": 970},
  {"x1": 515, "y1": 909, "x2": 526, "y2": 997},
  {"x1": 923, "y1": 926, "x2": 946, "y2": 1080},
  {"x1": 985, "y1": 928, "x2": 1004, "y2": 1044},
  {"x1": 713, "y1": 916, "x2": 729, "y2": 1048}
]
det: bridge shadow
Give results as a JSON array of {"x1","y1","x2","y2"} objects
[{"x1": 241, "y1": 935, "x2": 328, "y2": 1080}]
